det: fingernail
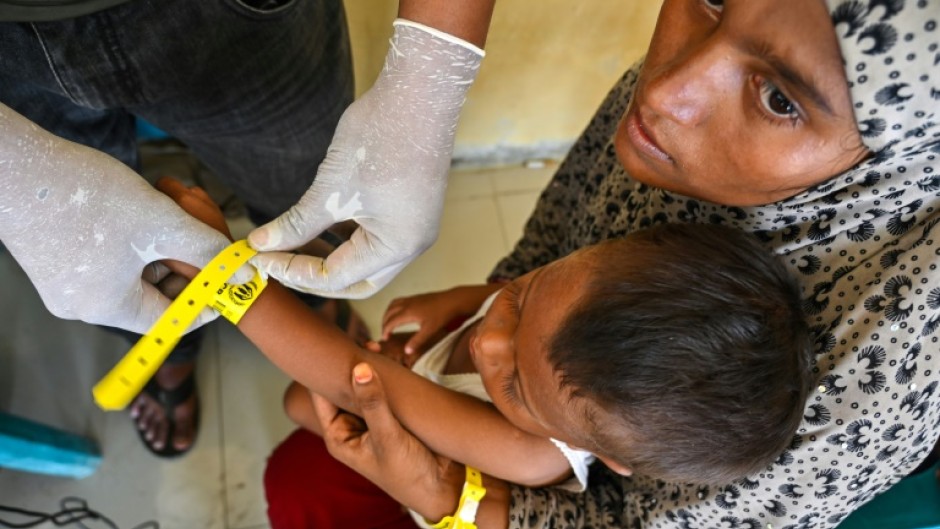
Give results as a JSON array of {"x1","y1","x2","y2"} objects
[
  {"x1": 249, "y1": 228, "x2": 268, "y2": 247},
  {"x1": 353, "y1": 363, "x2": 373, "y2": 384}
]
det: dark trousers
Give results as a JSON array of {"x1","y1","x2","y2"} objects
[{"x1": 0, "y1": 0, "x2": 354, "y2": 360}]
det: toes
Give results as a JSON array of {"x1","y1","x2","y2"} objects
[
  {"x1": 138, "y1": 401, "x2": 157, "y2": 432},
  {"x1": 130, "y1": 393, "x2": 170, "y2": 451},
  {"x1": 129, "y1": 396, "x2": 144, "y2": 419},
  {"x1": 151, "y1": 419, "x2": 167, "y2": 450},
  {"x1": 130, "y1": 375, "x2": 200, "y2": 456},
  {"x1": 171, "y1": 396, "x2": 198, "y2": 451}
]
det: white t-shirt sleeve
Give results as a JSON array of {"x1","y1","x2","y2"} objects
[{"x1": 549, "y1": 438, "x2": 596, "y2": 492}]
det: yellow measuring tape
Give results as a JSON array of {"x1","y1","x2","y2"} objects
[{"x1": 92, "y1": 240, "x2": 266, "y2": 411}]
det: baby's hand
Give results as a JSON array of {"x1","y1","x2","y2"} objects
[
  {"x1": 381, "y1": 284, "x2": 502, "y2": 356},
  {"x1": 364, "y1": 333, "x2": 422, "y2": 369},
  {"x1": 381, "y1": 292, "x2": 460, "y2": 357},
  {"x1": 152, "y1": 177, "x2": 233, "y2": 283},
  {"x1": 155, "y1": 177, "x2": 233, "y2": 240}
]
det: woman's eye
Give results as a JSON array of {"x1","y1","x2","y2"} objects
[
  {"x1": 702, "y1": 0, "x2": 724, "y2": 13},
  {"x1": 500, "y1": 371, "x2": 521, "y2": 406},
  {"x1": 758, "y1": 79, "x2": 798, "y2": 120},
  {"x1": 500, "y1": 282, "x2": 523, "y2": 316}
]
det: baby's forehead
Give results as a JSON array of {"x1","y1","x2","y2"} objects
[{"x1": 537, "y1": 367, "x2": 608, "y2": 442}]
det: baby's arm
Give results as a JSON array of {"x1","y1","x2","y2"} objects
[
  {"x1": 157, "y1": 178, "x2": 571, "y2": 487},
  {"x1": 237, "y1": 265, "x2": 571, "y2": 486}
]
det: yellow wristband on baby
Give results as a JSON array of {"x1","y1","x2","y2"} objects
[
  {"x1": 430, "y1": 466, "x2": 486, "y2": 529},
  {"x1": 92, "y1": 240, "x2": 265, "y2": 411},
  {"x1": 211, "y1": 267, "x2": 267, "y2": 325}
]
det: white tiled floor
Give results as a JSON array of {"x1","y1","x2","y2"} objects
[{"x1": 0, "y1": 163, "x2": 554, "y2": 529}]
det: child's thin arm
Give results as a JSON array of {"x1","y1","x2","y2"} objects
[
  {"x1": 154, "y1": 177, "x2": 570, "y2": 486},
  {"x1": 238, "y1": 281, "x2": 572, "y2": 487}
]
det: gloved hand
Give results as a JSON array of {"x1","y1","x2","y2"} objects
[
  {"x1": 248, "y1": 20, "x2": 484, "y2": 299},
  {"x1": 0, "y1": 103, "x2": 244, "y2": 334}
]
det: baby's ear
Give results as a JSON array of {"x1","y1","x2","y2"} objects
[{"x1": 596, "y1": 454, "x2": 633, "y2": 477}]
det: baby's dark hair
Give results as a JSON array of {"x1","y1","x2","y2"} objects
[{"x1": 550, "y1": 223, "x2": 813, "y2": 485}]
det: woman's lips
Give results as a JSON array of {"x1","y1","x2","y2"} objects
[{"x1": 625, "y1": 108, "x2": 674, "y2": 164}]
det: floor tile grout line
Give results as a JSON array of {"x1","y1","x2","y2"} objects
[
  {"x1": 496, "y1": 187, "x2": 549, "y2": 197},
  {"x1": 212, "y1": 325, "x2": 231, "y2": 529},
  {"x1": 491, "y1": 184, "x2": 514, "y2": 256}
]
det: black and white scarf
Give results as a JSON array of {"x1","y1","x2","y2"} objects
[{"x1": 496, "y1": 1, "x2": 940, "y2": 527}]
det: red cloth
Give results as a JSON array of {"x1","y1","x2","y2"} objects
[{"x1": 264, "y1": 428, "x2": 420, "y2": 529}]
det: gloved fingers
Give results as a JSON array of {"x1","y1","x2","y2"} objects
[
  {"x1": 190, "y1": 306, "x2": 221, "y2": 333},
  {"x1": 313, "y1": 251, "x2": 407, "y2": 299},
  {"x1": 124, "y1": 280, "x2": 219, "y2": 335},
  {"x1": 252, "y1": 248, "x2": 408, "y2": 299},
  {"x1": 248, "y1": 199, "x2": 338, "y2": 253},
  {"x1": 315, "y1": 227, "x2": 413, "y2": 295},
  {"x1": 227, "y1": 263, "x2": 255, "y2": 286},
  {"x1": 138, "y1": 258, "x2": 223, "y2": 333},
  {"x1": 249, "y1": 251, "x2": 323, "y2": 293},
  {"x1": 162, "y1": 227, "x2": 254, "y2": 285},
  {"x1": 158, "y1": 258, "x2": 252, "y2": 330}
]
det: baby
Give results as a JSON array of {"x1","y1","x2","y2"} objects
[{"x1": 158, "y1": 177, "x2": 813, "y2": 496}]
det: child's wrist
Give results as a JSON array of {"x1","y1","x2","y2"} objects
[
  {"x1": 409, "y1": 461, "x2": 465, "y2": 523},
  {"x1": 211, "y1": 266, "x2": 268, "y2": 325},
  {"x1": 426, "y1": 466, "x2": 486, "y2": 529}
]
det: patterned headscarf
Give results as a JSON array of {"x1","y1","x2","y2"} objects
[{"x1": 495, "y1": 1, "x2": 940, "y2": 527}]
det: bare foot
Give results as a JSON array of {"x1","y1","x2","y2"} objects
[{"x1": 128, "y1": 361, "x2": 199, "y2": 456}]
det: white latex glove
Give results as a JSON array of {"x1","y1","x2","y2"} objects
[
  {"x1": 0, "y1": 103, "x2": 246, "y2": 334},
  {"x1": 248, "y1": 19, "x2": 483, "y2": 299}
]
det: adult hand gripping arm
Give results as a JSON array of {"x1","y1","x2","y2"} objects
[
  {"x1": 248, "y1": 12, "x2": 488, "y2": 298},
  {"x1": 0, "y1": 103, "x2": 240, "y2": 334},
  {"x1": 313, "y1": 363, "x2": 512, "y2": 527}
]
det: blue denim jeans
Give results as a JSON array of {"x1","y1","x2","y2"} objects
[{"x1": 0, "y1": 0, "x2": 354, "y2": 361}]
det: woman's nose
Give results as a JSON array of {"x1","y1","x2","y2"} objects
[{"x1": 642, "y1": 38, "x2": 734, "y2": 127}]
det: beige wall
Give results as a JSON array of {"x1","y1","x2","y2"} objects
[{"x1": 344, "y1": 1, "x2": 663, "y2": 165}]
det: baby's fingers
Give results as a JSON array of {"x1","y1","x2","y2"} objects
[
  {"x1": 380, "y1": 299, "x2": 409, "y2": 331},
  {"x1": 403, "y1": 326, "x2": 445, "y2": 356},
  {"x1": 381, "y1": 311, "x2": 421, "y2": 341}
]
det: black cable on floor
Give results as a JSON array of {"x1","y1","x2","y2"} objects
[{"x1": 0, "y1": 497, "x2": 158, "y2": 529}]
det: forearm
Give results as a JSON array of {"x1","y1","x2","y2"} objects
[
  {"x1": 238, "y1": 281, "x2": 567, "y2": 485},
  {"x1": 417, "y1": 469, "x2": 511, "y2": 529},
  {"x1": 398, "y1": 0, "x2": 495, "y2": 48}
]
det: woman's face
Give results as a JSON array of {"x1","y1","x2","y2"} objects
[{"x1": 615, "y1": 0, "x2": 870, "y2": 206}]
